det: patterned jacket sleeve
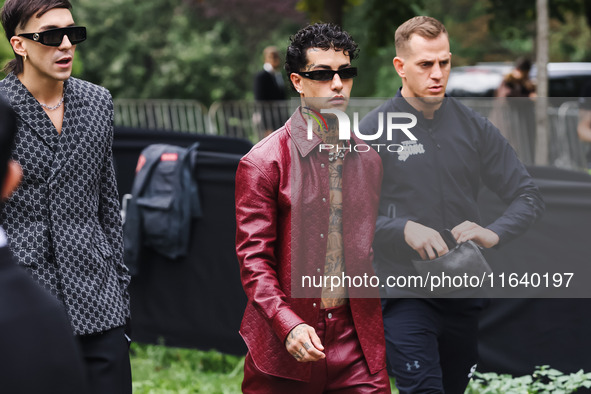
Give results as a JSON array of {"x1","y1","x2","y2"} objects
[{"x1": 99, "y1": 92, "x2": 131, "y2": 298}]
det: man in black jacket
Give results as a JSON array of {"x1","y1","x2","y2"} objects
[
  {"x1": 359, "y1": 16, "x2": 544, "y2": 394},
  {"x1": 254, "y1": 46, "x2": 287, "y2": 134},
  {"x1": 254, "y1": 46, "x2": 286, "y2": 102},
  {"x1": 0, "y1": 97, "x2": 89, "y2": 394}
]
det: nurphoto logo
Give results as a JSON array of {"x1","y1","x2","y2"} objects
[{"x1": 305, "y1": 107, "x2": 418, "y2": 153}]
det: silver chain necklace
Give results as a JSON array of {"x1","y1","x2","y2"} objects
[
  {"x1": 328, "y1": 150, "x2": 346, "y2": 162},
  {"x1": 39, "y1": 94, "x2": 64, "y2": 111},
  {"x1": 327, "y1": 140, "x2": 350, "y2": 162}
]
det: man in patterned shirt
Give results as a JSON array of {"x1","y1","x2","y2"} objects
[
  {"x1": 0, "y1": 1, "x2": 131, "y2": 392},
  {"x1": 0, "y1": 97, "x2": 90, "y2": 394}
]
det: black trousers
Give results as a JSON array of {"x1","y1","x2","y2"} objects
[
  {"x1": 77, "y1": 325, "x2": 132, "y2": 394},
  {"x1": 382, "y1": 298, "x2": 487, "y2": 394}
]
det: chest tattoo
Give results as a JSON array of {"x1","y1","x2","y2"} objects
[{"x1": 321, "y1": 157, "x2": 348, "y2": 308}]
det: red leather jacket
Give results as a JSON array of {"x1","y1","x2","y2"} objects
[{"x1": 235, "y1": 109, "x2": 386, "y2": 381}]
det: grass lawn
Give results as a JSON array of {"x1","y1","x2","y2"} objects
[
  {"x1": 130, "y1": 342, "x2": 399, "y2": 393},
  {"x1": 131, "y1": 342, "x2": 245, "y2": 393},
  {"x1": 131, "y1": 343, "x2": 591, "y2": 393}
]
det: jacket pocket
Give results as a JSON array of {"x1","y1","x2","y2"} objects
[
  {"x1": 9, "y1": 225, "x2": 44, "y2": 268},
  {"x1": 91, "y1": 226, "x2": 114, "y2": 261},
  {"x1": 136, "y1": 195, "x2": 173, "y2": 251},
  {"x1": 94, "y1": 239, "x2": 114, "y2": 260},
  {"x1": 91, "y1": 228, "x2": 129, "y2": 294}
]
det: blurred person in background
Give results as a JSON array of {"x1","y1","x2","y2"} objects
[
  {"x1": 0, "y1": 0, "x2": 131, "y2": 392},
  {"x1": 492, "y1": 56, "x2": 537, "y2": 163},
  {"x1": 254, "y1": 46, "x2": 287, "y2": 102},
  {"x1": 254, "y1": 45, "x2": 288, "y2": 136},
  {"x1": 577, "y1": 79, "x2": 591, "y2": 172},
  {"x1": 496, "y1": 57, "x2": 536, "y2": 98}
]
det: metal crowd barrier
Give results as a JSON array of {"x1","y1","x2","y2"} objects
[
  {"x1": 113, "y1": 98, "x2": 590, "y2": 171},
  {"x1": 553, "y1": 101, "x2": 588, "y2": 170},
  {"x1": 208, "y1": 100, "x2": 295, "y2": 142},
  {"x1": 207, "y1": 98, "x2": 389, "y2": 142},
  {"x1": 113, "y1": 99, "x2": 211, "y2": 134},
  {"x1": 458, "y1": 98, "x2": 588, "y2": 170}
]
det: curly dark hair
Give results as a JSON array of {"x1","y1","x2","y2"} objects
[{"x1": 285, "y1": 23, "x2": 359, "y2": 90}]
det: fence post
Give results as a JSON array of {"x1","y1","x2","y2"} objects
[{"x1": 535, "y1": 0, "x2": 549, "y2": 165}]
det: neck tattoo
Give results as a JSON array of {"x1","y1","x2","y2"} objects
[{"x1": 301, "y1": 107, "x2": 350, "y2": 162}]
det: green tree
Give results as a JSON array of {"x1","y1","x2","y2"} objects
[
  {"x1": 296, "y1": 0, "x2": 364, "y2": 27},
  {"x1": 485, "y1": 0, "x2": 591, "y2": 62},
  {"x1": 1, "y1": 0, "x2": 590, "y2": 99},
  {"x1": 0, "y1": 35, "x2": 12, "y2": 74},
  {"x1": 72, "y1": 0, "x2": 305, "y2": 104},
  {"x1": 0, "y1": 0, "x2": 14, "y2": 75}
]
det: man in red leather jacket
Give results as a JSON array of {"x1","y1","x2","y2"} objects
[{"x1": 235, "y1": 23, "x2": 390, "y2": 392}]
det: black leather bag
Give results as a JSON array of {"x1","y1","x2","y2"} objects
[{"x1": 412, "y1": 231, "x2": 492, "y2": 296}]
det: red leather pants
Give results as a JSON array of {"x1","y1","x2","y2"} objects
[{"x1": 242, "y1": 305, "x2": 390, "y2": 393}]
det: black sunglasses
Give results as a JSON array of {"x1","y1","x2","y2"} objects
[
  {"x1": 296, "y1": 67, "x2": 358, "y2": 81},
  {"x1": 19, "y1": 26, "x2": 86, "y2": 47}
]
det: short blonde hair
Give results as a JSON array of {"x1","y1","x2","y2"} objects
[{"x1": 395, "y1": 16, "x2": 447, "y2": 56}]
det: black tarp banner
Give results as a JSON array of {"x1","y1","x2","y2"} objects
[
  {"x1": 478, "y1": 167, "x2": 591, "y2": 375},
  {"x1": 114, "y1": 127, "x2": 250, "y2": 355}
]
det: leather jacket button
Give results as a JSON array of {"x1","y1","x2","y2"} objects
[
  {"x1": 313, "y1": 303, "x2": 317, "y2": 308},
  {"x1": 320, "y1": 233, "x2": 324, "y2": 238},
  {"x1": 321, "y1": 163, "x2": 325, "y2": 168}
]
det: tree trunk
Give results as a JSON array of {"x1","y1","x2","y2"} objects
[
  {"x1": 323, "y1": 0, "x2": 345, "y2": 26},
  {"x1": 535, "y1": 0, "x2": 549, "y2": 165}
]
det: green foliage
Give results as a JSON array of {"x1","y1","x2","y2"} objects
[
  {"x1": 549, "y1": 12, "x2": 591, "y2": 62},
  {"x1": 340, "y1": 0, "x2": 404, "y2": 98},
  {"x1": 485, "y1": 0, "x2": 591, "y2": 62},
  {"x1": 355, "y1": 0, "x2": 424, "y2": 54},
  {"x1": 0, "y1": 0, "x2": 10, "y2": 72},
  {"x1": 0, "y1": 33, "x2": 12, "y2": 74},
  {"x1": 70, "y1": 0, "x2": 304, "y2": 104},
  {"x1": 296, "y1": 0, "x2": 362, "y2": 26},
  {"x1": 1, "y1": 0, "x2": 590, "y2": 99},
  {"x1": 73, "y1": 0, "x2": 250, "y2": 104},
  {"x1": 424, "y1": 0, "x2": 519, "y2": 64},
  {"x1": 466, "y1": 365, "x2": 591, "y2": 394},
  {"x1": 487, "y1": 0, "x2": 589, "y2": 33},
  {"x1": 130, "y1": 342, "x2": 244, "y2": 393}
]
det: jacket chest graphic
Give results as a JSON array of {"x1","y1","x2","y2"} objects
[{"x1": 398, "y1": 140, "x2": 426, "y2": 162}]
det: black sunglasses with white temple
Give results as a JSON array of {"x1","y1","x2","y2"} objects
[{"x1": 18, "y1": 26, "x2": 86, "y2": 47}]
